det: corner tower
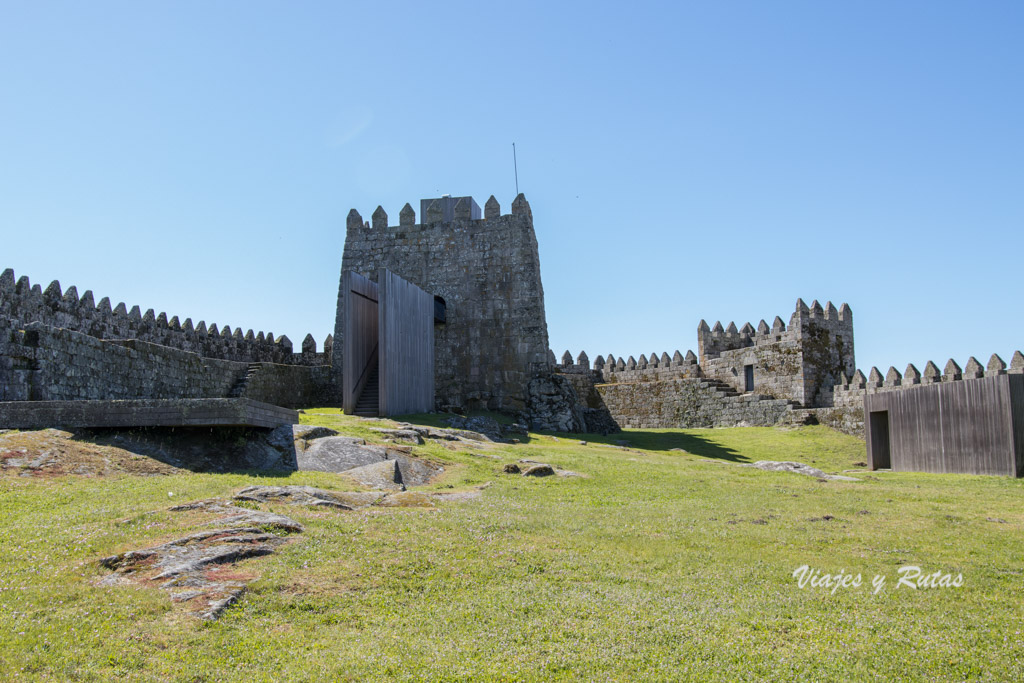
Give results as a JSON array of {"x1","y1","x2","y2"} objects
[{"x1": 332, "y1": 194, "x2": 551, "y2": 413}]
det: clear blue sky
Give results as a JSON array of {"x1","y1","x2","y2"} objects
[{"x1": 2, "y1": 1, "x2": 1022, "y2": 376}]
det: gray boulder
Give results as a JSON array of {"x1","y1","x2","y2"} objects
[
  {"x1": 297, "y1": 436, "x2": 388, "y2": 473},
  {"x1": 521, "y1": 463, "x2": 555, "y2": 477},
  {"x1": 234, "y1": 485, "x2": 384, "y2": 509},
  {"x1": 342, "y1": 459, "x2": 405, "y2": 491},
  {"x1": 741, "y1": 461, "x2": 859, "y2": 481}
]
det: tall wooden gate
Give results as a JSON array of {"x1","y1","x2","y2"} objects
[{"x1": 342, "y1": 269, "x2": 435, "y2": 417}]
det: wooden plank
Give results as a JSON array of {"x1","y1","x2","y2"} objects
[
  {"x1": 378, "y1": 268, "x2": 435, "y2": 417},
  {"x1": 865, "y1": 376, "x2": 1017, "y2": 476}
]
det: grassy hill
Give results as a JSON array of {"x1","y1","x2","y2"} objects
[{"x1": 2, "y1": 413, "x2": 1022, "y2": 681}]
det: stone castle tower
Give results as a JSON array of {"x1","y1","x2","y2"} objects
[
  {"x1": 696, "y1": 299, "x2": 855, "y2": 408},
  {"x1": 332, "y1": 194, "x2": 551, "y2": 413}
]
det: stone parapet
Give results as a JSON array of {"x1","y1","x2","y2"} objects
[
  {"x1": 0, "y1": 398, "x2": 297, "y2": 430},
  {"x1": 0, "y1": 268, "x2": 329, "y2": 366}
]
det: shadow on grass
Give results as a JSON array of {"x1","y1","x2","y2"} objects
[
  {"x1": 571, "y1": 429, "x2": 749, "y2": 463},
  {"x1": 79, "y1": 426, "x2": 300, "y2": 474}
]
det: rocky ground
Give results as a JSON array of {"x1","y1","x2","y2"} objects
[
  {"x1": 1, "y1": 420, "x2": 500, "y2": 621},
  {"x1": 96, "y1": 483, "x2": 489, "y2": 620},
  {"x1": 0, "y1": 428, "x2": 182, "y2": 477}
]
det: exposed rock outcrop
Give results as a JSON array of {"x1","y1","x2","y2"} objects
[
  {"x1": 740, "y1": 461, "x2": 859, "y2": 481},
  {"x1": 527, "y1": 374, "x2": 585, "y2": 433}
]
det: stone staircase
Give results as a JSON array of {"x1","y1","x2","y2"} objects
[
  {"x1": 596, "y1": 374, "x2": 806, "y2": 429},
  {"x1": 699, "y1": 377, "x2": 793, "y2": 403},
  {"x1": 699, "y1": 378, "x2": 742, "y2": 397},
  {"x1": 228, "y1": 363, "x2": 262, "y2": 398}
]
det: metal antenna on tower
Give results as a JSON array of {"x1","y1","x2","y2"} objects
[{"x1": 513, "y1": 142, "x2": 519, "y2": 195}]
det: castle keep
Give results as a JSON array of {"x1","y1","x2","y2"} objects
[{"x1": 334, "y1": 194, "x2": 552, "y2": 414}]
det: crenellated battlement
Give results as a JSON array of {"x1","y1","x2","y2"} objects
[
  {"x1": 697, "y1": 298, "x2": 853, "y2": 362},
  {"x1": 554, "y1": 348, "x2": 702, "y2": 383},
  {"x1": 832, "y1": 351, "x2": 1024, "y2": 408},
  {"x1": 0, "y1": 268, "x2": 331, "y2": 366},
  {"x1": 565, "y1": 296, "x2": 855, "y2": 411},
  {"x1": 345, "y1": 194, "x2": 533, "y2": 236}
]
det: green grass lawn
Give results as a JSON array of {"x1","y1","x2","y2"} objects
[{"x1": 2, "y1": 413, "x2": 1022, "y2": 681}]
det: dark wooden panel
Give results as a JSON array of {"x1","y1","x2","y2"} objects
[
  {"x1": 867, "y1": 410, "x2": 890, "y2": 469},
  {"x1": 897, "y1": 386, "x2": 941, "y2": 474},
  {"x1": 342, "y1": 271, "x2": 378, "y2": 414},
  {"x1": 377, "y1": 268, "x2": 435, "y2": 416},
  {"x1": 1007, "y1": 374, "x2": 1024, "y2": 476},
  {"x1": 866, "y1": 376, "x2": 1017, "y2": 476},
  {"x1": 938, "y1": 377, "x2": 1013, "y2": 476}
]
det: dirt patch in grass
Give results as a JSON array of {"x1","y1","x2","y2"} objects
[{"x1": 0, "y1": 428, "x2": 182, "y2": 478}]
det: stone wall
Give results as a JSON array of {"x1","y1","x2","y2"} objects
[
  {"x1": 559, "y1": 299, "x2": 853, "y2": 410},
  {"x1": 701, "y1": 340, "x2": 805, "y2": 405},
  {"x1": 334, "y1": 194, "x2": 550, "y2": 413},
  {"x1": 0, "y1": 268, "x2": 330, "y2": 366},
  {"x1": 555, "y1": 298, "x2": 854, "y2": 431},
  {"x1": 3, "y1": 320, "x2": 241, "y2": 401},
  {"x1": 242, "y1": 363, "x2": 334, "y2": 409},
  {"x1": 0, "y1": 398, "x2": 298, "y2": 430},
  {"x1": 595, "y1": 377, "x2": 796, "y2": 429},
  {"x1": 0, "y1": 315, "x2": 33, "y2": 401},
  {"x1": 0, "y1": 317, "x2": 332, "y2": 407}
]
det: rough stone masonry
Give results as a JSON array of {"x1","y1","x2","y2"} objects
[{"x1": 333, "y1": 194, "x2": 555, "y2": 416}]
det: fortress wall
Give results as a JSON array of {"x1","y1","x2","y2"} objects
[
  {"x1": 0, "y1": 316, "x2": 332, "y2": 405},
  {"x1": 7, "y1": 320, "x2": 242, "y2": 400},
  {"x1": 558, "y1": 299, "x2": 854, "y2": 430},
  {"x1": 700, "y1": 340, "x2": 806, "y2": 404},
  {"x1": 0, "y1": 268, "x2": 330, "y2": 367},
  {"x1": 596, "y1": 377, "x2": 795, "y2": 429},
  {"x1": 0, "y1": 315, "x2": 32, "y2": 401},
  {"x1": 557, "y1": 349, "x2": 703, "y2": 384},
  {"x1": 334, "y1": 195, "x2": 550, "y2": 413},
  {"x1": 566, "y1": 299, "x2": 854, "y2": 413},
  {"x1": 241, "y1": 363, "x2": 334, "y2": 409}
]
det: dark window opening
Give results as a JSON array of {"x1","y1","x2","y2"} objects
[
  {"x1": 744, "y1": 364, "x2": 754, "y2": 392},
  {"x1": 433, "y1": 296, "x2": 447, "y2": 324}
]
